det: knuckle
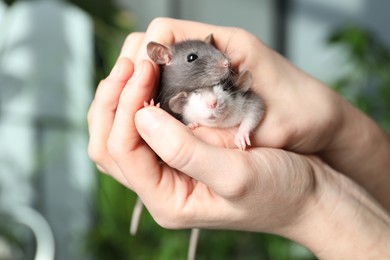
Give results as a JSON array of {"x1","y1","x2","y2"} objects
[
  {"x1": 148, "y1": 197, "x2": 195, "y2": 230},
  {"x1": 87, "y1": 99, "x2": 99, "y2": 126},
  {"x1": 239, "y1": 28, "x2": 257, "y2": 42},
  {"x1": 106, "y1": 134, "x2": 136, "y2": 161},
  {"x1": 124, "y1": 32, "x2": 144, "y2": 46},
  {"x1": 271, "y1": 127, "x2": 292, "y2": 148},
  {"x1": 87, "y1": 102, "x2": 94, "y2": 125},
  {"x1": 163, "y1": 137, "x2": 194, "y2": 171},
  {"x1": 152, "y1": 209, "x2": 191, "y2": 230},
  {"x1": 88, "y1": 141, "x2": 105, "y2": 164},
  {"x1": 225, "y1": 27, "x2": 252, "y2": 43},
  {"x1": 257, "y1": 117, "x2": 293, "y2": 148},
  {"x1": 219, "y1": 157, "x2": 252, "y2": 199},
  {"x1": 233, "y1": 27, "x2": 262, "y2": 47},
  {"x1": 230, "y1": 26, "x2": 246, "y2": 36},
  {"x1": 154, "y1": 215, "x2": 182, "y2": 230},
  {"x1": 147, "y1": 17, "x2": 172, "y2": 32},
  {"x1": 146, "y1": 18, "x2": 175, "y2": 44},
  {"x1": 87, "y1": 144, "x2": 97, "y2": 162},
  {"x1": 222, "y1": 176, "x2": 250, "y2": 200}
]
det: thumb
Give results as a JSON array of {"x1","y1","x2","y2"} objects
[{"x1": 134, "y1": 107, "x2": 243, "y2": 190}]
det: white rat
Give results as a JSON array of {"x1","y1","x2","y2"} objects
[{"x1": 168, "y1": 69, "x2": 264, "y2": 150}]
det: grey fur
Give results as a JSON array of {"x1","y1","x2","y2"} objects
[{"x1": 147, "y1": 34, "x2": 231, "y2": 117}]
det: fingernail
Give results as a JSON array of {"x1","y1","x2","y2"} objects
[{"x1": 136, "y1": 108, "x2": 162, "y2": 138}]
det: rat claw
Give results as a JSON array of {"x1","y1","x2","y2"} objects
[
  {"x1": 144, "y1": 99, "x2": 160, "y2": 108},
  {"x1": 240, "y1": 140, "x2": 247, "y2": 150},
  {"x1": 246, "y1": 136, "x2": 251, "y2": 147}
]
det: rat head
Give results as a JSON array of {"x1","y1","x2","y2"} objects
[
  {"x1": 147, "y1": 34, "x2": 231, "y2": 91},
  {"x1": 169, "y1": 84, "x2": 235, "y2": 127}
]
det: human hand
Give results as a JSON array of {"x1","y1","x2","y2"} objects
[
  {"x1": 87, "y1": 57, "x2": 315, "y2": 231},
  {"x1": 117, "y1": 18, "x2": 340, "y2": 152},
  {"x1": 118, "y1": 18, "x2": 390, "y2": 209},
  {"x1": 87, "y1": 57, "x2": 390, "y2": 259}
]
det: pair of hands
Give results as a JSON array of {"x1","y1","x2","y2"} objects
[{"x1": 88, "y1": 18, "x2": 390, "y2": 258}]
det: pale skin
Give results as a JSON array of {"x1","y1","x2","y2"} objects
[{"x1": 88, "y1": 18, "x2": 390, "y2": 259}]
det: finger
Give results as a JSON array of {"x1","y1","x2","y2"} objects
[
  {"x1": 88, "y1": 58, "x2": 134, "y2": 163},
  {"x1": 88, "y1": 58, "x2": 135, "y2": 184},
  {"x1": 118, "y1": 32, "x2": 161, "y2": 99},
  {"x1": 191, "y1": 127, "x2": 237, "y2": 149},
  {"x1": 135, "y1": 107, "x2": 248, "y2": 196},
  {"x1": 119, "y1": 32, "x2": 145, "y2": 60},
  {"x1": 127, "y1": 18, "x2": 249, "y2": 67},
  {"x1": 110, "y1": 60, "x2": 155, "y2": 151},
  {"x1": 108, "y1": 60, "x2": 161, "y2": 189}
]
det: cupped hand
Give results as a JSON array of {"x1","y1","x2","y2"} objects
[
  {"x1": 116, "y1": 19, "x2": 390, "y2": 211},
  {"x1": 88, "y1": 56, "x2": 320, "y2": 236},
  {"x1": 87, "y1": 19, "x2": 390, "y2": 258},
  {"x1": 118, "y1": 17, "x2": 343, "y2": 153}
]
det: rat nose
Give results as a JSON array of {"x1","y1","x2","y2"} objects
[
  {"x1": 222, "y1": 58, "x2": 230, "y2": 68},
  {"x1": 206, "y1": 96, "x2": 218, "y2": 109}
]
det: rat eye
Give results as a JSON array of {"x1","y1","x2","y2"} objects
[
  {"x1": 222, "y1": 84, "x2": 230, "y2": 91},
  {"x1": 187, "y1": 53, "x2": 198, "y2": 62}
]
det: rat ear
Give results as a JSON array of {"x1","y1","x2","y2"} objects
[
  {"x1": 147, "y1": 41, "x2": 173, "y2": 65},
  {"x1": 204, "y1": 34, "x2": 216, "y2": 46},
  {"x1": 169, "y1": 92, "x2": 188, "y2": 114},
  {"x1": 235, "y1": 70, "x2": 253, "y2": 92}
]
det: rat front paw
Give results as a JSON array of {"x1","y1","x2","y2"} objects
[
  {"x1": 187, "y1": 122, "x2": 199, "y2": 130},
  {"x1": 234, "y1": 132, "x2": 251, "y2": 150},
  {"x1": 143, "y1": 99, "x2": 160, "y2": 108}
]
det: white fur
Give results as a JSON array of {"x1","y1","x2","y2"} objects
[{"x1": 182, "y1": 85, "x2": 253, "y2": 128}]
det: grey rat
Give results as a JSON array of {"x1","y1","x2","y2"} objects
[
  {"x1": 132, "y1": 35, "x2": 265, "y2": 260},
  {"x1": 147, "y1": 34, "x2": 231, "y2": 119},
  {"x1": 147, "y1": 34, "x2": 264, "y2": 149}
]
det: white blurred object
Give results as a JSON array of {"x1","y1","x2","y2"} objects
[
  {"x1": 0, "y1": 237, "x2": 13, "y2": 260},
  {"x1": 8, "y1": 205, "x2": 55, "y2": 260},
  {"x1": 0, "y1": 1, "x2": 94, "y2": 259},
  {"x1": 0, "y1": 0, "x2": 5, "y2": 22}
]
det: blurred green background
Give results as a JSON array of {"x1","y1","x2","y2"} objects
[{"x1": 1, "y1": 0, "x2": 389, "y2": 259}]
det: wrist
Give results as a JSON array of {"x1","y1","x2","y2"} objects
[
  {"x1": 322, "y1": 98, "x2": 390, "y2": 210},
  {"x1": 281, "y1": 158, "x2": 390, "y2": 259}
]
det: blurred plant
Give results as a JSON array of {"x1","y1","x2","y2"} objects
[{"x1": 328, "y1": 25, "x2": 390, "y2": 133}]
